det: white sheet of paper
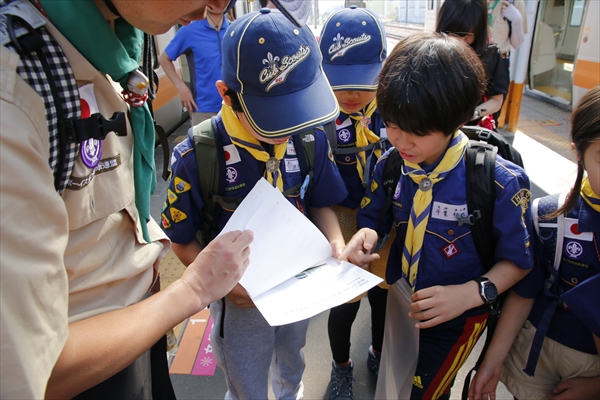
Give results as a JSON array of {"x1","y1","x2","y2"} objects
[
  {"x1": 219, "y1": 179, "x2": 332, "y2": 298},
  {"x1": 218, "y1": 178, "x2": 383, "y2": 326},
  {"x1": 253, "y1": 257, "x2": 382, "y2": 326}
]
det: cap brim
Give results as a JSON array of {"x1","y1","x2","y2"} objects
[
  {"x1": 269, "y1": 0, "x2": 311, "y2": 27},
  {"x1": 323, "y1": 62, "x2": 382, "y2": 91},
  {"x1": 239, "y1": 72, "x2": 339, "y2": 138}
]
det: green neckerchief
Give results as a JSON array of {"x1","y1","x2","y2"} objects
[{"x1": 39, "y1": 0, "x2": 155, "y2": 242}]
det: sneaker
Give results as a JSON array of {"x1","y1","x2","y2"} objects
[
  {"x1": 367, "y1": 346, "x2": 381, "y2": 376},
  {"x1": 328, "y1": 360, "x2": 354, "y2": 400}
]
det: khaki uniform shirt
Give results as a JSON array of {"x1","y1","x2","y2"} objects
[{"x1": 0, "y1": 20, "x2": 168, "y2": 399}]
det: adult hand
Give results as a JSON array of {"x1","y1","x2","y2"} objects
[
  {"x1": 502, "y1": 2, "x2": 522, "y2": 24},
  {"x1": 409, "y1": 282, "x2": 480, "y2": 329},
  {"x1": 339, "y1": 227, "x2": 380, "y2": 268},
  {"x1": 179, "y1": 230, "x2": 253, "y2": 311},
  {"x1": 225, "y1": 283, "x2": 256, "y2": 309},
  {"x1": 468, "y1": 362, "x2": 502, "y2": 400},
  {"x1": 178, "y1": 84, "x2": 198, "y2": 112},
  {"x1": 547, "y1": 376, "x2": 600, "y2": 400}
]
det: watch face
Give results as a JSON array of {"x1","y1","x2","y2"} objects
[{"x1": 483, "y1": 282, "x2": 498, "y2": 302}]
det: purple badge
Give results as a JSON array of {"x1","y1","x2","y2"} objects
[
  {"x1": 565, "y1": 240, "x2": 584, "y2": 259},
  {"x1": 338, "y1": 128, "x2": 352, "y2": 144},
  {"x1": 225, "y1": 166, "x2": 239, "y2": 184},
  {"x1": 81, "y1": 139, "x2": 102, "y2": 168}
]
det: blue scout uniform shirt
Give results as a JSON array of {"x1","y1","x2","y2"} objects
[
  {"x1": 334, "y1": 110, "x2": 388, "y2": 209},
  {"x1": 513, "y1": 195, "x2": 600, "y2": 354},
  {"x1": 358, "y1": 143, "x2": 534, "y2": 292},
  {"x1": 164, "y1": 19, "x2": 228, "y2": 113},
  {"x1": 162, "y1": 114, "x2": 348, "y2": 244}
]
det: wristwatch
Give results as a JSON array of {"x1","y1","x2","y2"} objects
[{"x1": 472, "y1": 277, "x2": 498, "y2": 305}]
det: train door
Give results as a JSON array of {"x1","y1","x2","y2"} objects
[{"x1": 528, "y1": 0, "x2": 598, "y2": 106}]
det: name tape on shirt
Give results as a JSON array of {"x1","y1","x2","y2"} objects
[{"x1": 431, "y1": 201, "x2": 469, "y2": 222}]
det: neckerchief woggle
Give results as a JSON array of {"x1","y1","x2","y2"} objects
[
  {"x1": 581, "y1": 176, "x2": 600, "y2": 212},
  {"x1": 39, "y1": 0, "x2": 156, "y2": 242},
  {"x1": 401, "y1": 130, "x2": 468, "y2": 290},
  {"x1": 339, "y1": 99, "x2": 380, "y2": 182},
  {"x1": 221, "y1": 103, "x2": 288, "y2": 191}
]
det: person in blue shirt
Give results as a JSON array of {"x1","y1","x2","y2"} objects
[
  {"x1": 159, "y1": 11, "x2": 228, "y2": 125},
  {"x1": 469, "y1": 84, "x2": 600, "y2": 400},
  {"x1": 343, "y1": 31, "x2": 534, "y2": 399},
  {"x1": 162, "y1": 9, "x2": 348, "y2": 399},
  {"x1": 317, "y1": 6, "x2": 390, "y2": 399}
]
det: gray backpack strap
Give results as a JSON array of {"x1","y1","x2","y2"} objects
[{"x1": 322, "y1": 120, "x2": 338, "y2": 155}]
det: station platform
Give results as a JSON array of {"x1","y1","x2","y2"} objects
[{"x1": 151, "y1": 92, "x2": 575, "y2": 400}]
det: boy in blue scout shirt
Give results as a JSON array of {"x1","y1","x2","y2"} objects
[
  {"x1": 343, "y1": 31, "x2": 534, "y2": 399},
  {"x1": 161, "y1": 9, "x2": 347, "y2": 400},
  {"x1": 469, "y1": 85, "x2": 600, "y2": 400},
  {"x1": 317, "y1": 6, "x2": 390, "y2": 399}
]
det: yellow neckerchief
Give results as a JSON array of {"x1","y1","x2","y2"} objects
[
  {"x1": 581, "y1": 176, "x2": 600, "y2": 212},
  {"x1": 221, "y1": 103, "x2": 288, "y2": 191},
  {"x1": 401, "y1": 130, "x2": 468, "y2": 290},
  {"x1": 340, "y1": 99, "x2": 380, "y2": 182}
]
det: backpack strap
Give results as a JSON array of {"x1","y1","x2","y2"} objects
[
  {"x1": 189, "y1": 118, "x2": 241, "y2": 245},
  {"x1": 286, "y1": 129, "x2": 316, "y2": 203},
  {"x1": 322, "y1": 120, "x2": 338, "y2": 154},
  {"x1": 533, "y1": 192, "x2": 567, "y2": 270},
  {"x1": 375, "y1": 148, "x2": 403, "y2": 251},
  {"x1": 463, "y1": 140, "x2": 498, "y2": 271}
]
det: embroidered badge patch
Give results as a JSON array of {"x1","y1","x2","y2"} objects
[
  {"x1": 167, "y1": 188, "x2": 178, "y2": 204},
  {"x1": 564, "y1": 218, "x2": 594, "y2": 241},
  {"x1": 223, "y1": 144, "x2": 241, "y2": 165},
  {"x1": 338, "y1": 128, "x2": 352, "y2": 144},
  {"x1": 174, "y1": 177, "x2": 192, "y2": 193},
  {"x1": 360, "y1": 197, "x2": 371, "y2": 209},
  {"x1": 565, "y1": 240, "x2": 585, "y2": 259},
  {"x1": 161, "y1": 213, "x2": 171, "y2": 229},
  {"x1": 370, "y1": 180, "x2": 378, "y2": 193},
  {"x1": 328, "y1": 32, "x2": 372, "y2": 60},
  {"x1": 442, "y1": 243, "x2": 460, "y2": 259},
  {"x1": 225, "y1": 166, "x2": 239, "y2": 184},
  {"x1": 260, "y1": 46, "x2": 310, "y2": 92},
  {"x1": 170, "y1": 207, "x2": 188, "y2": 223}
]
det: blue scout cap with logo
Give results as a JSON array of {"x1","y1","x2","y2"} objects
[
  {"x1": 222, "y1": 8, "x2": 338, "y2": 138},
  {"x1": 224, "y1": 0, "x2": 310, "y2": 27},
  {"x1": 319, "y1": 6, "x2": 387, "y2": 91}
]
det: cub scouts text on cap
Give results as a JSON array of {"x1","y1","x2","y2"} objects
[{"x1": 222, "y1": 8, "x2": 339, "y2": 139}]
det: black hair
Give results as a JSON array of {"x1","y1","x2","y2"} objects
[
  {"x1": 376, "y1": 31, "x2": 486, "y2": 137},
  {"x1": 435, "y1": 0, "x2": 489, "y2": 55},
  {"x1": 259, "y1": 0, "x2": 270, "y2": 8},
  {"x1": 224, "y1": 87, "x2": 244, "y2": 113},
  {"x1": 549, "y1": 84, "x2": 600, "y2": 217}
]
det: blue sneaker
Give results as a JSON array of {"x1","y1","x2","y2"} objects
[
  {"x1": 367, "y1": 346, "x2": 381, "y2": 376},
  {"x1": 328, "y1": 360, "x2": 354, "y2": 400}
]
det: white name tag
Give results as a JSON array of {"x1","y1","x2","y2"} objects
[
  {"x1": 1, "y1": 0, "x2": 47, "y2": 46},
  {"x1": 431, "y1": 201, "x2": 469, "y2": 221},
  {"x1": 285, "y1": 158, "x2": 300, "y2": 173}
]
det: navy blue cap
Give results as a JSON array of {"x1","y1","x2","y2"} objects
[
  {"x1": 319, "y1": 6, "x2": 387, "y2": 91},
  {"x1": 222, "y1": 9, "x2": 338, "y2": 138}
]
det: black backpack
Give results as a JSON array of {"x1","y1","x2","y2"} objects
[
  {"x1": 374, "y1": 126, "x2": 524, "y2": 399},
  {"x1": 189, "y1": 117, "x2": 319, "y2": 246}
]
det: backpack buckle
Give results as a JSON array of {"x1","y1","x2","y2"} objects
[
  {"x1": 456, "y1": 210, "x2": 481, "y2": 226},
  {"x1": 60, "y1": 111, "x2": 127, "y2": 144}
]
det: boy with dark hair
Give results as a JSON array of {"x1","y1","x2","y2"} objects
[
  {"x1": 344, "y1": 31, "x2": 534, "y2": 399},
  {"x1": 161, "y1": 8, "x2": 347, "y2": 399}
]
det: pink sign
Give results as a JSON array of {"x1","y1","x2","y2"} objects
[{"x1": 192, "y1": 316, "x2": 217, "y2": 376}]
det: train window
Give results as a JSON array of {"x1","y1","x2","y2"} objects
[{"x1": 570, "y1": 0, "x2": 585, "y2": 27}]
